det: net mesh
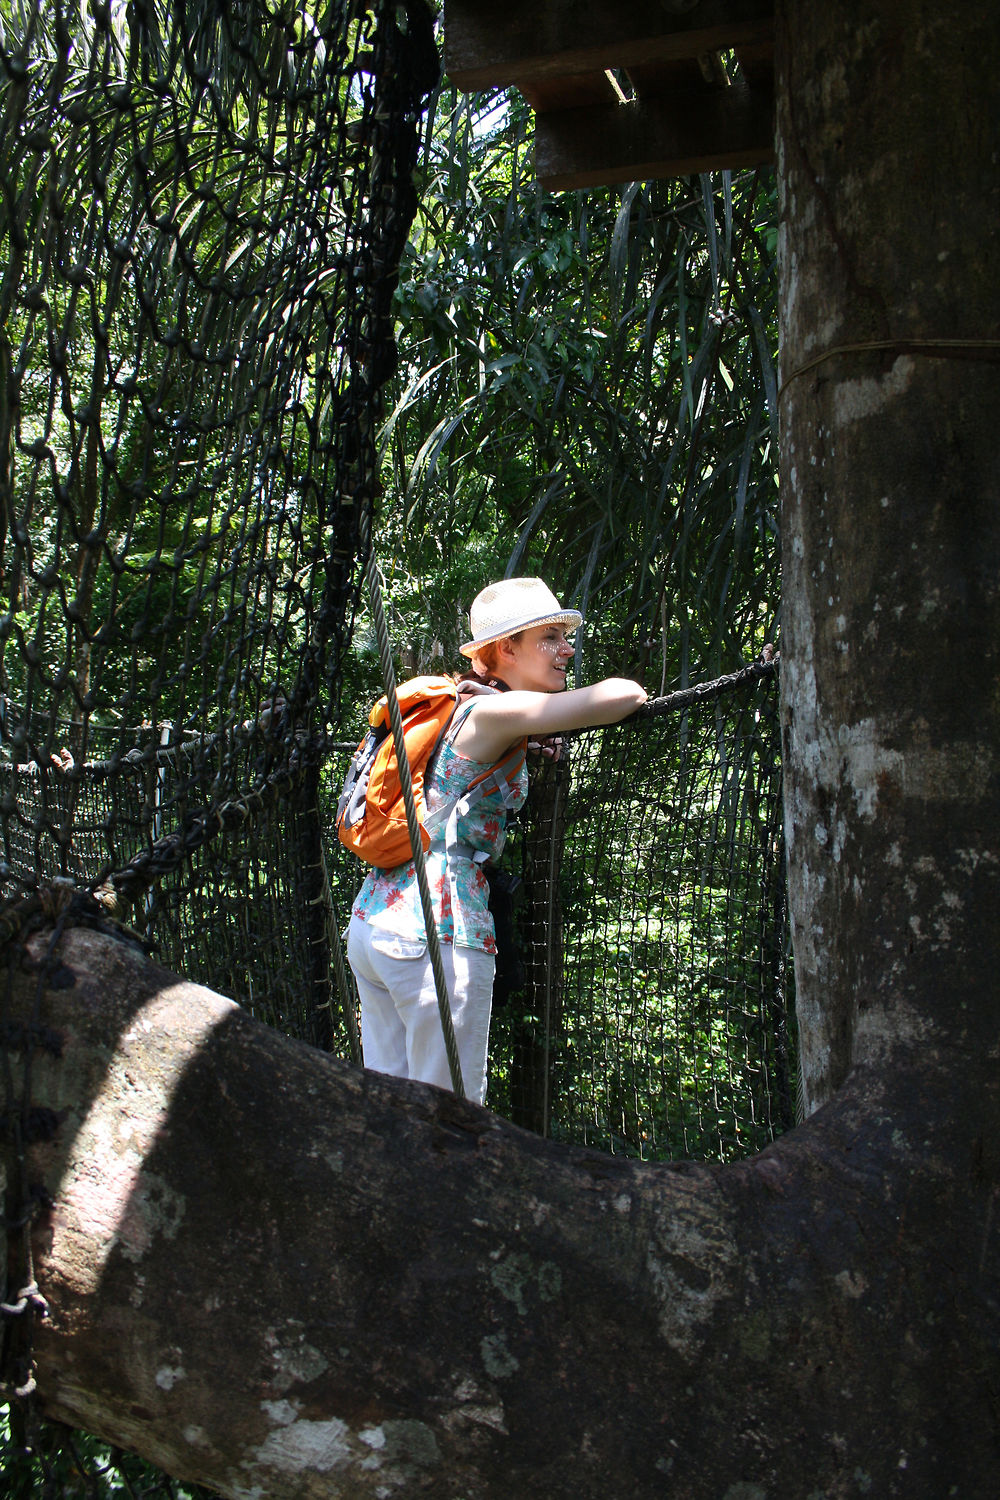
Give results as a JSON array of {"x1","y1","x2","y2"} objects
[
  {"x1": 0, "y1": 0, "x2": 790, "y2": 1490},
  {"x1": 0, "y1": 0, "x2": 435, "y2": 912},
  {"x1": 488, "y1": 663, "x2": 792, "y2": 1160},
  {"x1": 0, "y1": 0, "x2": 434, "y2": 1487}
]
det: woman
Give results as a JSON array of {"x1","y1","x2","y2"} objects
[{"x1": 346, "y1": 577, "x2": 646, "y2": 1104}]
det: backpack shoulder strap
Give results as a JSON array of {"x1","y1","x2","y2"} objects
[
  {"x1": 440, "y1": 681, "x2": 527, "y2": 791},
  {"x1": 370, "y1": 674, "x2": 457, "y2": 729},
  {"x1": 436, "y1": 678, "x2": 500, "y2": 750}
]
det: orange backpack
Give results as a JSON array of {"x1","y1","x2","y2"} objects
[{"x1": 336, "y1": 675, "x2": 526, "y2": 869}]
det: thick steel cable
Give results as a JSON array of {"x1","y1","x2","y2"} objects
[{"x1": 357, "y1": 505, "x2": 466, "y2": 1098}]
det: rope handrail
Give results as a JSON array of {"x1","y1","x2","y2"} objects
[
  {"x1": 0, "y1": 658, "x2": 780, "y2": 790},
  {"x1": 634, "y1": 653, "x2": 778, "y2": 721}
]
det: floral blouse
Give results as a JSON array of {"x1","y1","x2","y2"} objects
[{"x1": 351, "y1": 733, "x2": 528, "y2": 954}]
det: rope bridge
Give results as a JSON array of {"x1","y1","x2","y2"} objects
[
  {"x1": 0, "y1": 0, "x2": 436, "y2": 1485},
  {"x1": 490, "y1": 659, "x2": 791, "y2": 1159},
  {"x1": 1, "y1": 657, "x2": 791, "y2": 1160},
  {"x1": 0, "y1": 0, "x2": 789, "y2": 1488}
]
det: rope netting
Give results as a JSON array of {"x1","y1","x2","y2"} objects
[
  {"x1": 0, "y1": 0, "x2": 435, "y2": 916},
  {"x1": 0, "y1": 0, "x2": 435, "y2": 1487},
  {"x1": 321, "y1": 660, "x2": 793, "y2": 1162},
  {"x1": 0, "y1": 0, "x2": 791, "y2": 1489},
  {"x1": 311, "y1": 660, "x2": 794, "y2": 1163},
  {"x1": 2, "y1": 662, "x2": 792, "y2": 1157},
  {"x1": 488, "y1": 660, "x2": 792, "y2": 1160}
]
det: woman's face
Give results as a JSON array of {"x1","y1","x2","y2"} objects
[{"x1": 503, "y1": 624, "x2": 575, "y2": 693}]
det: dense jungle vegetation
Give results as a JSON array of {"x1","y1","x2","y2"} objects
[
  {"x1": 0, "y1": 4, "x2": 779, "y2": 1491},
  {"x1": 353, "y1": 86, "x2": 779, "y2": 712}
]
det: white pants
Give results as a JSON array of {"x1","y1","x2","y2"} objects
[{"x1": 347, "y1": 915, "x2": 495, "y2": 1105}]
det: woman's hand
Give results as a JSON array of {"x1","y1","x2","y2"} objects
[{"x1": 527, "y1": 735, "x2": 565, "y2": 761}]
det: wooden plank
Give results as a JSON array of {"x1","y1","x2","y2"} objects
[
  {"x1": 518, "y1": 71, "x2": 623, "y2": 113},
  {"x1": 444, "y1": 0, "x2": 774, "y2": 92},
  {"x1": 733, "y1": 39, "x2": 774, "y2": 89},
  {"x1": 533, "y1": 79, "x2": 774, "y2": 190},
  {"x1": 520, "y1": 59, "x2": 714, "y2": 114},
  {"x1": 626, "y1": 55, "x2": 725, "y2": 99}
]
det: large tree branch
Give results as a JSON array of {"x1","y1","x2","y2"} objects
[{"x1": 2, "y1": 922, "x2": 996, "y2": 1498}]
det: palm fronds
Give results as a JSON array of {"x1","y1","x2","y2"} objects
[{"x1": 379, "y1": 85, "x2": 779, "y2": 685}]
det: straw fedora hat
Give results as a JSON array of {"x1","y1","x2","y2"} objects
[{"x1": 459, "y1": 577, "x2": 583, "y2": 657}]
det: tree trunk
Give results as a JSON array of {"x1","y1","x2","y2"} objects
[
  {"x1": 776, "y1": 0, "x2": 1000, "y2": 1114},
  {"x1": 0, "y1": 918, "x2": 995, "y2": 1499}
]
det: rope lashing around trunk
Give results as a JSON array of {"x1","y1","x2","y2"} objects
[{"x1": 777, "y1": 337, "x2": 1000, "y2": 402}]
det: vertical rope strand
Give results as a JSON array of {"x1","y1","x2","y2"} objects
[
  {"x1": 358, "y1": 506, "x2": 466, "y2": 1098},
  {"x1": 540, "y1": 773, "x2": 562, "y2": 1139}
]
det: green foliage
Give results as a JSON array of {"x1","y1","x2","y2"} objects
[
  {"x1": 0, "y1": 8, "x2": 787, "y2": 1485},
  {"x1": 488, "y1": 691, "x2": 792, "y2": 1162},
  {"x1": 0, "y1": 0, "x2": 372, "y2": 730},
  {"x1": 374, "y1": 86, "x2": 779, "y2": 687},
  {"x1": 0, "y1": 1401, "x2": 213, "y2": 1497}
]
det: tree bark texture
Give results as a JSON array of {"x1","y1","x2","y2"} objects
[
  {"x1": 0, "y1": 918, "x2": 996, "y2": 1499},
  {"x1": 776, "y1": 0, "x2": 1000, "y2": 1114}
]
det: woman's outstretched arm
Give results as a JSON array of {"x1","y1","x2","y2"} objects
[{"x1": 453, "y1": 680, "x2": 646, "y2": 763}]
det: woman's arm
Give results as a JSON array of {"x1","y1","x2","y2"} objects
[{"x1": 452, "y1": 680, "x2": 647, "y2": 764}]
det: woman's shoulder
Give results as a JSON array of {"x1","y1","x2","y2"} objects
[
  {"x1": 449, "y1": 696, "x2": 531, "y2": 764},
  {"x1": 435, "y1": 734, "x2": 498, "y2": 775}
]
